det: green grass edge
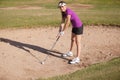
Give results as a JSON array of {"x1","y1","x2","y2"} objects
[{"x1": 37, "y1": 57, "x2": 120, "y2": 80}]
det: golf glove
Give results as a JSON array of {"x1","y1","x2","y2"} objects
[{"x1": 60, "y1": 31, "x2": 64, "y2": 36}]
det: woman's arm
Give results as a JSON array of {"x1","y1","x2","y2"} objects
[
  {"x1": 59, "y1": 12, "x2": 65, "y2": 32},
  {"x1": 62, "y1": 15, "x2": 71, "y2": 31},
  {"x1": 58, "y1": 14, "x2": 71, "y2": 37}
]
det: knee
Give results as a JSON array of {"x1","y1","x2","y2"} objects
[
  {"x1": 76, "y1": 40, "x2": 80, "y2": 44},
  {"x1": 76, "y1": 40, "x2": 81, "y2": 45},
  {"x1": 71, "y1": 38, "x2": 75, "y2": 42}
]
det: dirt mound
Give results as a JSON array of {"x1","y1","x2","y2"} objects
[{"x1": 0, "y1": 26, "x2": 120, "y2": 80}]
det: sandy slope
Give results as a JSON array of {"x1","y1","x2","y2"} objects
[{"x1": 0, "y1": 26, "x2": 120, "y2": 80}]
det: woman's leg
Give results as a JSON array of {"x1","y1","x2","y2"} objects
[
  {"x1": 75, "y1": 35, "x2": 82, "y2": 58},
  {"x1": 69, "y1": 33, "x2": 76, "y2": 52},
  {"x1": 70, "y1": 34, "x2": 81, "y2": 64},
  {"x1": 62, "y1": 33, "x2": 75, "y2": 57}
]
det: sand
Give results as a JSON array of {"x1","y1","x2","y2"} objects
[{"x1": 0, "y1": 26, "x2": 120, "y2": 80}]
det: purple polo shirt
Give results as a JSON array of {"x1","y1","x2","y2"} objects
[{"x1": 65, "y1": 8, "x2": 82, "y2": 28}]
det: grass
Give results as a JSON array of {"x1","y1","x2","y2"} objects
[
  {"x1": 0, "y1": 0, "x2": 120, "y2": 29},
  {"x1": 0, "y1": 9, "x2": 61, "y2": 29},
  {"x1": 37, "y1": 57, "x2": 120, "y2": 80}
]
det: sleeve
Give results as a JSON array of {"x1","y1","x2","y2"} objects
[{"x1": 66, "y1": 9, "x2": 72, "y2": 16}]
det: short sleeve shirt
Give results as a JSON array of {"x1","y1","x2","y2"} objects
[{"x1": 65, "y1": 8, "x2": 83, "y2": 28}]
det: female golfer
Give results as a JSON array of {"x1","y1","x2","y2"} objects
[{"x1": 58, "y1": 1, "x2": 83, "y2": 64}]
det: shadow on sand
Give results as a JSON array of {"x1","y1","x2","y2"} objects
[{"x1": 0, "y1": 38, "x2": 69, "y2": 62}]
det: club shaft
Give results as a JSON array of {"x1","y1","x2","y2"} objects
[
  {"x1": 42, "y1": 36, "x2": 60, "y2": 63},
  {"x1": 50, "y1": 36, "x2": 60, "y2": 50}
]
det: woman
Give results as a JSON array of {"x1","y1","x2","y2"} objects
[{"x1": 58, "y1": 1, "x2": 83, "y2": 64}]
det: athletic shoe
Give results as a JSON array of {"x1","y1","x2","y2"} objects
[
  {"x1": 62, "y1": 51, "x2": 73, "y2": 57},
  {"x1": 70, "y1": 57, "x2": 80, "y2": 64}
]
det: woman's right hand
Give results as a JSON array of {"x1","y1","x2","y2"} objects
[{"x1": 57, "y1": 31, "x2": 64, "y2": 38}]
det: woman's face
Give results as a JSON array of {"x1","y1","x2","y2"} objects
[{"x1": 59, "y1": 6, "x2": 67, "y2": 12}]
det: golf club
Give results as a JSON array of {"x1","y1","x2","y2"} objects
[{"x1": 40, "y1": 35, "x2": 61, "y2": 64}]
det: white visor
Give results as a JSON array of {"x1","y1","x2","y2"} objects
[{"x1": 58, "y1": 3, "x2": 66, "y2": 7}]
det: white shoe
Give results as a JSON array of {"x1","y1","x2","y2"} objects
[
  {"x1": 62, "y1": 51, "x2": 73, "y2": 57},
  {"x1": 70, "y1": 57, "x2": 80, "y2": 64}
]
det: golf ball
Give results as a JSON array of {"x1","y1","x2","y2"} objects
[{"x1": 41, "y1": 62, "x2": 44, "y2": 64}]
